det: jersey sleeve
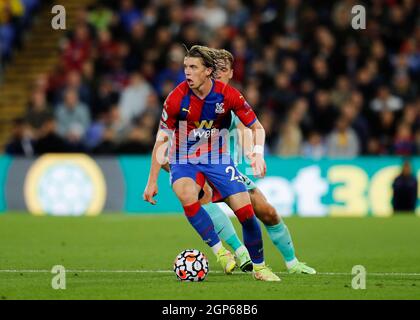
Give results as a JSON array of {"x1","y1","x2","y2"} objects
[
  {"x1": 226, "y1": 86, "x2": 257, "y2": 127},
  {"x1": 159, "y1": 90, "x2": 179, "y2": 131}
]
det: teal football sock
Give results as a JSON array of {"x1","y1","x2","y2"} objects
[
  {"x1": 202, "y1": 203, "x2": 244, "y2": 252},
  {"x1": 265, "y1": 220, "x2": 296, "y2": 263},
  {"x1": 225, "y1": 233, "x2": 243, "y2": 253}
]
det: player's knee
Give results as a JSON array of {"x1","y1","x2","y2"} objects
[
  {"x1": 176, "y1": 185, "x2": 198, "y2": 204},
  {"x1": 180, "y1": 194, "x2": 197, "y2": 205},
  {"x1": 258, "y1": 203, "x2": 280, "y2": 226}
]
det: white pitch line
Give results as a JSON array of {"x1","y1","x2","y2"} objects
[{"x1": 0, "y1": 270, "x2": 420, "y2": 276}]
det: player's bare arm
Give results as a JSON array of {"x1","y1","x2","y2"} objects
[
  {"x1": 247, "y1": 120, "x2": 266, "y2": 178},
  {"x1": 143, "y1": 129, "x2": 170, "y2": 205}
]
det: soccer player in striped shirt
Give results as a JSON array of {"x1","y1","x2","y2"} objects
[{"x1": 143, "y1": 45, "x2": 280, "y2": 281}]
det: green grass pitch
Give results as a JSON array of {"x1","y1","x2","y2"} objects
[{"x1": 0, "y1": 213, "x2": 419, "y2": 300}]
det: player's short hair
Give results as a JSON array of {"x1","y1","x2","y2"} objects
[
  {"x1": 215, "y1": 49, "x2": 234, "y2": 69},
  {"x1": 183, "y1": 45, "x2": 217, "y2": 76}
]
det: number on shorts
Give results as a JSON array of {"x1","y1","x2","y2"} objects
[{"x1": 226, "y1": 166, "x2": 239, "y2": 181}]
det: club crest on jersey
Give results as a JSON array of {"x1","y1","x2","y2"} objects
[{"x1": 215, "y1": 102, "x2": 225, "y2": 114}]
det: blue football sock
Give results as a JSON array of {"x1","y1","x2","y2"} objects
[
  {"x1": 203, "y1": 203, "x2": 244, "y2": 252},
  {"x1": 235, "y1": 205, "x2": 264, "y2": 264},
  {"x1": 183, "y1": 202, "x2": 220, "y2": 247},
  {"x1": 265, "y1": 220, "x2": 296, "y2": 263}
]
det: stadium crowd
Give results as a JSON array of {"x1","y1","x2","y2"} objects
[
  {"x1": 4, "y1": 0, "x2": 420, "y2": 157},
  {"x1": 0, "y1": 0, "x2": 40, "y2": 72}
]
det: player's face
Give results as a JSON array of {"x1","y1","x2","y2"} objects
[
  {"x1": 216, "y1": 59, "x2": 233, "y2": 84},
  {"x1": 184, "y1": 57, "x2": 212, "y2": 89}
]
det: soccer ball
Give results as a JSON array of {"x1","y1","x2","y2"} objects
[{"x1": 173, "y1": 249, "x2": 209, "y2": 282}]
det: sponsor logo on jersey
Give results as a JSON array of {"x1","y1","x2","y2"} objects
[
  {"x1": 193, "y1": 120, "x2": 216, "y2": 138},
  {"x1": 194, "y1": 120, "x2": 214, "y2": 129}
]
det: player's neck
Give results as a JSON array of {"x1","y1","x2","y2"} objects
[{"x1": 192, "y1": 78, "x2": 213, "y2": 100}]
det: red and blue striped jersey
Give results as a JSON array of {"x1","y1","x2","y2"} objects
[{"x1": 159, "y1": 79, "x2": 257, "y2": 162}]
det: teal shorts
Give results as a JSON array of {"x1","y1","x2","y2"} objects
[{"x1": 238, "y1": 170, "x2": 257, "y2": 191}]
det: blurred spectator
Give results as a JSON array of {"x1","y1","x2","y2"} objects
[
  {"x1": 180, "y1": 23, "x2": 202, "y2": 49},
  {"x1": 118, "y1": 0, "x2": 142, "y2": 33},
  {"x1": 91, "y1": 78, "x2": 119, "y2": 118},
  {"x1": 370, "y1": 85, "x2": 404, "y2": 113},
  {"x1": 269, "y1": 71, "x2": 297, "y2": 118},
  {"x1": 84, "y1": 109, "x2": 110, "y2": 150},
  {"x1": 243, "y1": 83, "x2": 261, "y2": 114},
  {"x1": 258, "y1": 109, "x2": 275, "y2": 153},
  {"x1": 341, "y1": 40, "x2": 363, "y2": 79},
  {"x1": 154, "y1": 45, "x2": 186, "y2": 96},
  {"x1": 55, "y1": 89, "x2": 91, "y2": 145},
  {"x1": 391, "y1": 122, "x2": 416, "y2": 156},
  {"x1": 326, "y1": 117, "x2": 359, "y2": 157},
  {"x1": 117, "y1": 111, "x2": 158, "y2": 154},
  {"x1": 392, "y1": 73, "x2": 418, "y2": 103},
  {"x1": 392, "y1": 159, "x2": 418, "y2": 213},
  {"x1": 195, "y1": 0, "x2": 227, "y2": 33},
  {"x1": 373, "y1": 110, "x2": 397, "y2": 153},
  {"x1": 401, "y1": 103, "x2": 419, "y2": 133},
  {"x1": 55, "y1": 70, "x2": 91, "y2": 106},
  {"x1": 95, "y1": 29, "x2": 119, "y2": 75},
  {"x1": 231, "y1": 35, "x2": 250, "y2": 84},
  {"x1": 226, "y1": 0, "x2": 249, "y2": 29},
  {"x1": 127, "y1": 20, "x2": 147, "y2": 69},
  {"x1": 366, "y1": 137, "x2": 383, "y2": 156},
  {"x1": 369, "y1": 39, "x2": 392, "y2": 80},
  {"x1": 92, "y1": 104, "x2": 127, "y2": 154},
  {"x1": 258, "y1": 45, "x2": 278, "y2": 80},
  {"x1": 330, "y1": 76, "x2": 352, "y2": 109},
  {"x1": 61, "y1": 24, "x2": 92, "y2": 72},
  {"x1": 24, "y1": 90, "x2": 53, "y2": 138},
  {"x1": 274, "y1": 100, "x2": 306, "y2": 156},
  {"x1": 0, "y1": 0, "x2": 25, "y2": 62},
  {"x1": 85, "y1": 104, "x2": 126, "y2": 151},
  {"x1": 310, "y1": 90, "x2": 338, "y2": 135},
  {"x1": 301, "y1": 131, "x2": 326, "y2": 159},
  {"x1": 311, "y1": 56, "x2": 333, "y2": 90},
  {"x1": 88, "y1": 3, "x2": 114, "y2": 31},
  {"x1": 33, "y1": 116, "x2": 71, "y2": 155},
  {"x1": 119, "y1": 72, "x2": 153, "y2": 127},
  {"x1": 341, "y1": 100, "x2": 369, "y2": 153},
  {"x1": 5, "y1": 118, "x2": 34, "y2": 156}
]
